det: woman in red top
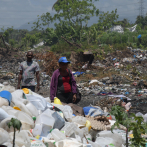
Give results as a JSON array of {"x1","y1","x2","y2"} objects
[{"x1": 50, "y1": 57, "x2": 77, "y2": 103}]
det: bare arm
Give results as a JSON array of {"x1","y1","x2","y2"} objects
[
  {"x1": 36, "y1": 71, "x2": 40, "y2": 91},
  {"x1": 17, "y1": 70, "x2": 22, "y2": 89}
]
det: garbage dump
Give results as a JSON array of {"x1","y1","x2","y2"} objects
[
  {"x1": 0, "y1": 87, "x2": 128, "y2": 147},
  {"x1": 0, "y1": 47, "x2": 147, "y2": 147}
]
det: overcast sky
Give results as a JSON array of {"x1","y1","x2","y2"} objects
[{"x1": 0, "y1": 0, "x2": 147, "y2": 30}]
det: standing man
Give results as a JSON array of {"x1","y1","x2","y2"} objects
[{"x1": 17, "y1": 51, "x2": 40, "y2": 92}]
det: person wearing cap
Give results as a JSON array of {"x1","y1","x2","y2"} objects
[{"x1": 50, "y1": 57, "x2": 77, "y2": 103}]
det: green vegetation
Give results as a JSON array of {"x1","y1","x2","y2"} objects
[
  {"x1": 111, "y1": 105, "x2": 147, "y2": 147},
  {"x1": 1, "y1": 0, "x2": 147, "y2": 54}
]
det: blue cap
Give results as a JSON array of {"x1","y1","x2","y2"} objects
[
  {"x1": 137, "y1": 34, "x2": 141, "y2": 39},
  {"x1": 58, "y1": 57, "x2": 70, "y2": 63}
]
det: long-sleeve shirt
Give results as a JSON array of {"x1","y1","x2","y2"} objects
[{"x1": 50, "y1": 69, "x2": 77, "y2": 101}]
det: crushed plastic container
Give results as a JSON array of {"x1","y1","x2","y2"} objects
[
  {"x1": 72, "y1": 116, "x2": 87, "y2": 125},
  {"x1": 51, "y1": 129, "x2": 66, "y2": 142},
  {"x1": 26, "y1": 94, "x2": 47, "y2": 111},
  {"x1": 34, "y1": 109, "x2": 55, "y2": 137},
  {"x1": 55, "y1": 139, "x2": 87, "y2": 147},
  {"x1": 62, "y1": 105, "x2": 73, "y2": 121},
  {"x1": 2, "y1": 106, "x2": 34, "y2": 130},
  {"x1": 52, "y1": 111, "x2": 65, "y2": 130},
  {"x1": 95, "y1": 137, "x2": 114, "y2": 147},
  {"x1": 61, "y1": 122, "x2": 83, "y2": 138},
  {"x1": 0, "y1": 97, "x2": 9, "y2": 107},
  {"x1": 0, "y1": 108, "x2": 11, "y2": 121},
  {"x1": 98, "y1": 131, "x2": 123, "y2": 147},
  {"x1": 9, "y1": 130, "x2": 31, "y2": 147}
]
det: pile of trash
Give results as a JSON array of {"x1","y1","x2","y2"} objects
[{"x1": 0, "y1": 83, "x2": 130, "y2": 147}]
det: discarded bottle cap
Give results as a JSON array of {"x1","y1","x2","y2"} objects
[{"x1": 32, "y1": 117, "x2": 36, "y2": 121}]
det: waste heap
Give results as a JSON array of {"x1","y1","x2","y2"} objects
[{"x1": 0, "y1": 83, "x2": 131, "y2": 147}]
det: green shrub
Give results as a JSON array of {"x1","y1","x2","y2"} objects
[{"x1": 141, "y1": 34, "x2": 147, "y2": 47}]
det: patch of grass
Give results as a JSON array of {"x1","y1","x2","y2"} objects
[{"x1": 126, "y1": 64, "x2": 132, "y2": 70}]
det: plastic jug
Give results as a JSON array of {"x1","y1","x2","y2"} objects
[
  {"x1": 9, "y1": 130, "x2": 31, "y2": 147},
  {"x1": 2, "y1": 106, "x2": 18, "y2": 116},
  {"x1": 26, "y1": 94, "x2": 47, "y2": 111},
  {"x1": 35, "y1": 109, "x2": 55, "y2": 137},
  {"x1": 11, "y1": 90, "x2": 27, "y2": 105},
  {"x1": 62, "y1": 105, "x2": 73, "y2": 121},
  {"x1": 2, "y1": 142, "x2": 17, "y2": 147},
  {"x1": 51, "y1": 129, "x2": 66, "y2": 142},
  {"x1": 0, "y1": 97, "x2": 9, "y2": 107},
  {"x1": 25, "y1": 102, "x2": 39, "y2": 117},
  {"x1": 52, "y1": 111, "x2": 65, "y2": 130},
  {"x1": 15, "y1": 102, "x2": 33, "y2": 117},
  {"x1": 31, "y1": 141, "x2": 46, "y2": 147},
  {"x1": 55, "y1": 139, "x2": 87, "y2": 147},
  {"x1": 98, "y1": 131, "x2": 123, "y2": 147},
  {"x1": 95, "y1": 137, "x2": 114, "y2": 147},
  {"x1": 54, "y1": 97, "x2": 62, "y2": 105},
  {"x1": 0, "y1": 108, "x2": 11, "y2": 121},
  {"x1": 2, "y1": 106, "x2": 34, "y2": 130},
  {"x1": 15, "y1": 111, "x2": 34, "y2": 130},
  {"x1": 0, "y1": 118, "x2": 16, "y2": 132},
  {"x1": 61, "y1": 122, "x2": 77, "y2": 137},
  {"x1": 0, "y1": 128, "x2": 9, "y2": 144},
  {"x1": 72, "y1": 116, "x2": 87, "y2": 125},
  {"x1": 61, "y1": 122, "x2": 83, "y2": 138}
]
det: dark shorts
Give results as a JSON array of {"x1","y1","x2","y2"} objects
[
  {"x1": 21, "y1": 86, "x2": 35, "y2": 92},
  {"x1": 56, "y1": 92, "x2": 73, "y2": 104}
]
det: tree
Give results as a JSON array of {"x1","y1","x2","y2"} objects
[
  {"x1": 43, "y1": 28, "x2": 58, "y2": 46},
  {"x1": 9, "y1": 39, "x2": 16, "y2": 47},
  {"x1": 53, "y1": 0, "x2": 99, "y2": 27},
  {"x1": 7, "y1": 118, "x2": 22, "y2": 147},
  {"x1": 32, "y1": 12, "x2": 53, "y2": 30},
  {"x1": 52, "y1": 0, "x2": 67, "y2": 10},
  {"x1": 97, "y1": 9, "x2": 119, "y2": 31},
  {"x1": 52, "y1": 0, "x2": 99, "y2": 44},
  {"x1": 135, "y1": 15, "x2": 147, "y2": 29}
]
